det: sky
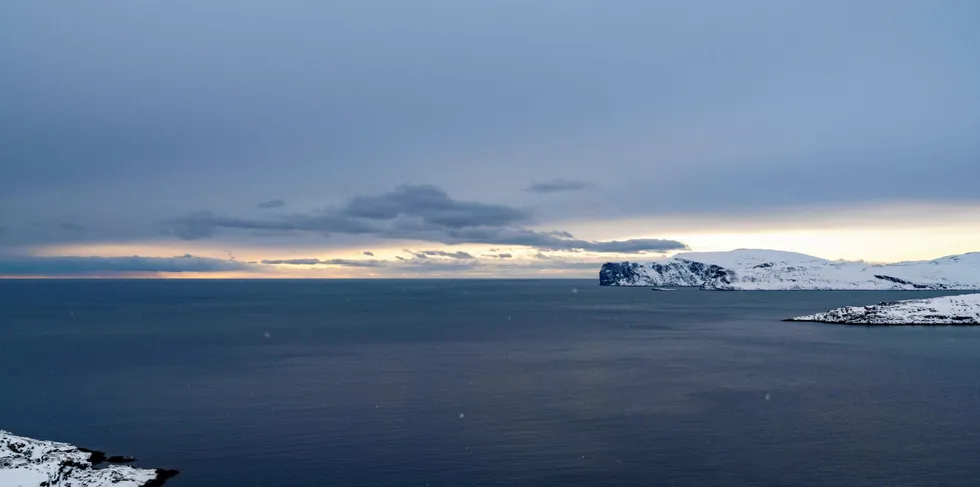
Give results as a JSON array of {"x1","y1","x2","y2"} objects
[{"x1": 1, "y1": 1, "x2": 978, "y2": 278}]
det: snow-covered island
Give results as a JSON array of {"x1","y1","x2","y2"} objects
[
  {"x1": 786, "y1": 293, "x2": 980, "y2": 325},
  {"x1": 0, "y1": 430, "x2": 177, "y2": 487},
  {"x1": 599, "y1": 249, "x2": 980, "y2": 291}
]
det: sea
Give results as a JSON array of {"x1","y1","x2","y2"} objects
[{"x1": 2, "y1": 279, "x2": 979, "y2": 487}]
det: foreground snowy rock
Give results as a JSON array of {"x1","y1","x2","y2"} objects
[
  {"x1": 600, "y1": 249, "x2": 980, "y2": 291},
  {"x1": 787, "y1": 293, "x2": 980, "y2": 325},
  {"x1": 0, "y1": 430, "x2": 177, "y2": 487}
]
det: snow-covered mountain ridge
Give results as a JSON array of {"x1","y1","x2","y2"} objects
[
  {"x1": 787, "y1": 293, "x2": 980, "y2": 325},
  {"x1": 599, "y1": 249, "x2": 980, "y2": 290}
]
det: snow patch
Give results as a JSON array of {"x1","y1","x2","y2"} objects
[
  {"x1": 0, "y1": 430, "x2": 177, "y2": 487},
  {"x1": 787, "y1": 293, "x2": 980, "y2": 325}
]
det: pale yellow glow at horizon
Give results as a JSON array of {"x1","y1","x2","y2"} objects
[
  {"x1": 660, "y1": 228, "x2": 980, "y2": 263},
  {"x1": 12, "y1": 201, "x2": 980, "y2": 277}
]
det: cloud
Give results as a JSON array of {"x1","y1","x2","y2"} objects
[
  {"x1": 261, "y1": 258, "x2": 321, "y2": 265},
  {"x1": 0, "y1": 254, "x2": 251, "y2": 276},
  {"x1": 322, "y1": 258, "x2": 383, "y2": 268},
  {"x1": 363, "y1": 251, "x2": 374, "y2": 256},
  {"x1": 576, "y1": 238, "x2": 688, "y2": 253},
  {"x1": 344, "y1": 185, "x2": 529, "y2": 228},
  {"x1": 172, "y1": 210, "x2": 218, "y2": 240},
  {"x1": 170, "y1": 184, "x2": 687, "y2": 254},
  {"x1": 389, "y1": 258, "x2": 479, "y2": 273},
  {"x1": 498, "y1": 253, "x2": 513, "y2": 258},
  {"x1": 260, "y1": 258, "x2": 384, "y2": 267},
  {"x1": 410, "y1": 250, "x2": 474, "y2": 259},
  {"x1": 59, "y1": 221, "x2": 85, "y2": 232},
  {"x1": 257, "y1": 199, "x2": 287, "y2": 209},
  {"x1": 430, "y1": 227, "x2": 686, "y2": 253},
  {"x1": 524, "y1": 179, "x2": 594, "y2": 194}
]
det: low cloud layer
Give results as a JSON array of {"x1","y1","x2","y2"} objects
[
  {"x1": 524, "y1": 179, "x2": 594, "y2": 194},
  {"x1": 260, "y1": 258, "x2": 383, "y2": 268},
  {"x1": 409, "y1": 250, "x2": 474, "y2": 260},
  {"x1": 172, "y1": 185, "x2": 687, "y2": 254},
  {"x1": 59, "y1": 222, "x2": 84, "y2": 232},
  {"x1": 0, "y1": 250, "x2": 648, "y2": 278},
  {"x1": 0, "y1": 254, "x2": 250, "y2": 276},
  {"x1": 257, "y1": 199, "x2": 287, "y2": 209},
  {"x1": 484, "y1": 253, "x2": 513, "y2": 259},
  {"x1": 344, "y1": 185, "x2": 529, "y2": 228}
]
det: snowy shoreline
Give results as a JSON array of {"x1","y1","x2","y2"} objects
[
  {"x1": 786, "y1": 293, "x2": 980, "y2": 325},
  {"x1": 0, "y1": 430, "x2": 178, "y2": 487}
]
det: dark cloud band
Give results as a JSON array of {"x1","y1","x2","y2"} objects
[
  {"x1": 260, "y1": 258, "x2": 383, "y2": 268},
  {"x1": 0, "y1": 254, "x2": 249, "y2": 276},
  {"x1": 524, "y1": 179, "x2": 594, "y2": 194},
  {"x1": 172, "y1": 185, "x2": 687, "y2": 254},
  {"x1": 257, "y1": 199, "x2": 287, "y2": 209}
]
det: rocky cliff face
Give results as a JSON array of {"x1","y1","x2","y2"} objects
[
  {"x1": 599, "y1": 249, "x2": 980, "y2": 291},
  {"x1": 599, "y1": 260, "x2": 727, "y2": 287}
]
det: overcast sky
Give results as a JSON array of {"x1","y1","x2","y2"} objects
[{"x1": 2, "y1": 1, "x2": 978, "y2": 277}]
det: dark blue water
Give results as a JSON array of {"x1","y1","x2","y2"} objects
[{"x1": 2, "y1": 280, "x2": 980, "y2": 487}]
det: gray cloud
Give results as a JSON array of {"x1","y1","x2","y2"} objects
[
  {"x1": 344, "y1": 185, "x2": 529, "y2": 228},
  {"x1": 411, "y1": 250, "x2": 474, "y2": 259},
  {"x1": 59, "y1": 221, "x2": 84, "y2": 232},
  {"x1": 261, "y1": 258, "x2": 321, "y2": 265},
  {"x1": 322, "y1": 258, "x2": 384, "y2": 268},
  {"x1": 260, "y1": 258, "x2": 384, "y2": 268},
  {"x1": 498, "y1": 253, "x2": 513, "y2": 258},
  {"x1": 430, "y1": 227, "x2": 686, "y2": 253},
  {"x1": 0, "y1": 254, "x2": 251, "y2": 276},
  {"x1": 390, "y1": 259, "x2": 479, "y2": 273},
  {"x1": 171, "y1": 185, "x2": 687, "y2": 253},
  {"x1": 524, "y1": 179, "x2": 594, "y2": 194},
  {"x1": 577, "y1": 239, "x2": 688, "y2": 253},
  {"x1": 172, "y1": 210, "x2": 218, "y2": 240},
  {"x1": 257, "y1": 199, "x2": 286, "y2": 209},
  {"x1": 363, "y1": 251, "x2": 374, "y2": 256}
]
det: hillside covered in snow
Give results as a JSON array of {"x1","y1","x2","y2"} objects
[
  {"x1": 599, "y1": 249, "x2": 980, "y2": 291},
  {"x1": 0, "y1": 430, "x2": 177, "y2": 487},
  {"x1": 787, "y1": 293, "x2": 980, "y2": 325}
]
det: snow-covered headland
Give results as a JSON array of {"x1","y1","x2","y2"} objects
[
  {"x1": 600, "y1": 249, "x2": 980, "y2": 291},
  {"x1": 0, "y1": 430, "x2": 177, "y2": 487},
  {"x1": 786, "y1": 293, "x2": 980, "y2": 325}
]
